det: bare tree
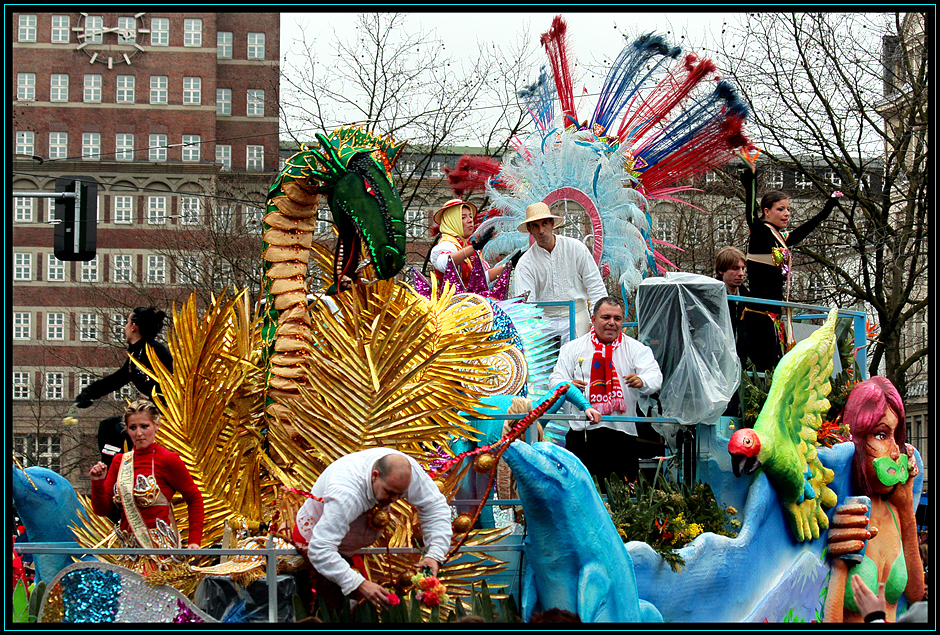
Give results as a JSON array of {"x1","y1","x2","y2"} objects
[
  {"x1": 280, "y1": 12, "x2": 541, "y2": 252},
  {"x1": 714, "y1": 12, "x2": 929, "y2": 397}
]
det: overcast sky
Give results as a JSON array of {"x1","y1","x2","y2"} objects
[{"x1": 279, "y1": 11, "x2": 734, "y2": 134}]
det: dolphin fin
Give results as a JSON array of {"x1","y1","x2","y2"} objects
[{"x1": 577, "y1": 561, "x2": 617, "y2": 622}]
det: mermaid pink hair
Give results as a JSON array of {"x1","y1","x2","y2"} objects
[{"x1": 843, "y1": 376, "x2": 906, "y2": 497}]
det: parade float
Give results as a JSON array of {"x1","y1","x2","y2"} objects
[{"x1": 12, "y1": 16, "x2": 923, "y2": 624}]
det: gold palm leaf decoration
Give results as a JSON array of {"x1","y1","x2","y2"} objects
[
  {"x1": 73, "y1": 288, "x2": 274, "y2": 553},
  {"x1": 73, "y1": 242, "x2": 521, "y2": 602}
]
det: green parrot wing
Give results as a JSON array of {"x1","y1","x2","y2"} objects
[{"x1": 753, "y1": 308, "x2": 840, "y2": 541}]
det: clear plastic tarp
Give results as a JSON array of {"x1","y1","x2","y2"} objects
[{"x1": 635, "y1": 272, "x2": 740, "y2": 430}]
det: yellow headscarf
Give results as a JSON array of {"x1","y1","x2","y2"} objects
[{"x1": 439, "y1": 204, "x2": 471, "y2": 246}]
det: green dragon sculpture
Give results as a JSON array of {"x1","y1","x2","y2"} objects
[{"x1": 260, "y1": 127, "x2": 407, "y2": 422}]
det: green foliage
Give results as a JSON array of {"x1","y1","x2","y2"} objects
[
  {"x1": 604, "y1": 465, "x2": 741, "y2": 573},
  {"x1": 741, "y1": 360, "x2": 773, "y2": 428},
  {"x1": 12, "y1": 579, "x2": 29, "y2": 623},
  {"x1": 11, "y1": 579, "x2": 45, "y2": 623}
]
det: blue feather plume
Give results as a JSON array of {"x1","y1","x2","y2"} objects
[{"x1": 590, "y1": 33, "x2": 680, "y2": 134}]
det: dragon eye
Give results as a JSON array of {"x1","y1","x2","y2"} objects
[{"x1": 363, "y1": 179, "x2": 375, "y2": 196}]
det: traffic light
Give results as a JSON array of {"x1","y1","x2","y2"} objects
[{"x1": 54, "y1": 176, "x2": 98, "y2": 261}]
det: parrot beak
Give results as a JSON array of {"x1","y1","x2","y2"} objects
[{"x1": 732, "y1": 454, "x2": 761, "y2": 478}]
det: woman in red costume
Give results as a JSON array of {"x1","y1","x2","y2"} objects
[
  {"x1": 824, "y1": 377, "x2": 925, "y2": 622},
  {"x1": 90, "y1": 399, "x2": 204, "y2": 568},
  {"x1": 429, "y1": 199, "x2": 504, "y2": 285}
]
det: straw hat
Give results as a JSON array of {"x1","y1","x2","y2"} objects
[
  {"x1": 517, "y1": 202, "x2": 562, "y2": 232},
  {"x1": 433, "y1": 199, "x2": 477, "y2": 225}
]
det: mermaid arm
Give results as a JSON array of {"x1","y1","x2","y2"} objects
[{"x1": 823, "y1": 558, "x2": 848, "y2": 622}]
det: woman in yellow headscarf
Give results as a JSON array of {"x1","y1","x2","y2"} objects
[{"x1": 429, "y1": 199, "x2": 504, "y2": 285}]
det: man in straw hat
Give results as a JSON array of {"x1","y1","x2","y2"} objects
[{"x1": 512, "y1": 201, "x2": 607, "y2": 345}]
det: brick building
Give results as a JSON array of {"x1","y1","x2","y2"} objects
[{"x1": 11, "y1": 11, "x2": 280, "y2": 489}]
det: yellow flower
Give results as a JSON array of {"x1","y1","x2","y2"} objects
[{"x1": 726, "y1": 506, "x2": 738, "y2": 515}]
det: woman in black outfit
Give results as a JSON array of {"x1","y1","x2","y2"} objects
[
  {"x1": 74, "y1": 307, "x2": 173, "y2": 465},
  {"x1": 740, "y1": 169, "x2": 842, "y2": 372}
]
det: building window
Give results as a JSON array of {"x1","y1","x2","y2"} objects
[
  {"x1": 50, "y1": 74, "x2": 69, "y2": 102},
  {"x1": 216, "y1": 88, "x2": 232, "y2": 116},
  {"x1": 13, "y1": 372, "x2": 31, "y2": 400},
  {"x1": 14, "y1": 435, "x2": 61, "y2": 472},
  {"x1": 84, "y1": 74, "x2": 102, "y2": 102},
  {"x1": 117, "y1": 16, "x2": 136, "y2": 44},
  {"x1": 246, "y1": 145, "x2": 264, "y2": 172},
  {"x1": 109, "y1": 313, "x2": 125, "y2": 340},
  {"x1": 150, "y1": 17, "x2": 169, "y2": 46},
  {"x1": 80, "y1": 255, "x2": 99, "y2": 282},
  {"x1": 14, "y1": 253, "x2": 33, "y2": 280},
  {"x1": 51, "y1": 15, "x2": 70, "y2": 43},
  {"x1": 16, "y1": 131, "x2": 35, "y2": 156},
  {"x1": 150, "y1": 76, "x2": 168, "y2": 104},
  {"x1": 316, "y1": 207, "x2": 333, "y2": 236},
  {"x1": 405, "y1": 209, "x2": 425, "y2": 239},
  {"x1": 79, "y1": 313, "x2": 98, "y2": 340},
  {"x1": 17, "y1": 73, "x2": 36, "y2": 101},
  {"x1": 245, "y1": 207, "x2": 263, "y2": 231},
  {"x1": 112, "y1": 254, "x2": 133, "y2": 282},
  {"x1": 77, "y1": 373, "x2": 93, "y2": 392},
  {"x1": 766, "y1": 170, "x2": 784, "y2": 189},
  {"x1": 47, "y1": 254, "x2": 66, "y2": 281},
  {"x1": 18, "y1": 14, "x2": 36, "y2": 42},
  {"x1": 15, "y1": 197, "x2": 34, "y2": 223},
  {"x1": 147, "y1": 255, "x2": 166, "y2": 284},
  {"x1": 115, "y1": 134, "x2": 134, "y2": 161},
  {"x1": 183, "y1": 77, "x2": 201, "y2": 105},
  {"x1": 48, "y1": 132, "x2": 69, "y2": 159},
  {"x1": 825, "y1": 170, "x2": 842, "y2": 187},
  {"x1": 795, "y1": 173, "x2": 812, "y2": 189},
  {"x1": 181, "y1": 135, "x2": 201, "y2": 162},
  {"x1": 113, "y1": 196, "x2": 133, "y2": 224},
  {"x1": 84, "y1": 16, "x2": 104, "y2": 44},
  {"x1": 82, "y1": 132, "x2": 101, "y2": 161},
  {"x1": 183, "y1": 18, "x2": 203, "y2": 47},
  {"x1": 13, "y1": 312, "x2": 32, "y2": 340},
  {"x1": 177, "y1": 254, "x2": 201, "y2": 286},
  {"x1": 180, "y1": 197, "x2": 201, "y2": 224},
  {"x1": 148, "y1": 196, "x2": 167, "y2": 224},
  {"x1": 216, "y1": 145, "x2": 232, "y2": 171},
  {"x1": 149, "y1": 134, "x2": 167, "y2": 162},
  {"x1": 217, "y1": 31, "x2": 232, "y2": 58},
  {"x1": 46, "y1": 312, "x2": 65, "y2": 340},
  {"x1": 247, "y1": 32, "x2": 265, "y2": 59},
  {"x1": 116, "y1": 75, "x2": 135, "y2": 103},
  {"x1": 45, "y1": 372, "x2": 64, "y2": 400},
  {"x1": 247, "y1": 89, "x2": 264, "y2": 116},
  {"x1": 115, "y1": 384, "x2": 136, "y2": 402}
]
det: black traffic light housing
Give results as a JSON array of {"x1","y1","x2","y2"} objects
[{"x1": 54, "y1": 176, "x2": 98, "y2": 261}]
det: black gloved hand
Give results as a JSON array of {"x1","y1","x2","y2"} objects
[
  {"x1": 75, "y1": 390, "x2": 93, "y2": 409},
  {"x1": 470, "y1": 226, "x2": 496, "y2": 251},
  {"x1": 508, "y1": 249, "x2": 524, "y2": 269}
]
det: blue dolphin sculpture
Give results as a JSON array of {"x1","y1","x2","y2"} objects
[
  {"x1": 12, "y1": 465, "x2": 93, "y2": 583},
  {"x1": 502, "y1": 440, "x2": 663, "y2": 623}
]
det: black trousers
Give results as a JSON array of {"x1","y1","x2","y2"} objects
[{"x1": 564, "y1": 426, "x2": 639, "y2": 483}]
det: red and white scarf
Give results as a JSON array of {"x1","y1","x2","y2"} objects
[{"x1": 588, "y1": 328, "x2": 626, "y2": 414}]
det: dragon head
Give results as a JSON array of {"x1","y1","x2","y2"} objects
[
  {"x1": 728, "y1": 427, "x2": 762, "y2": 477},
  {"x1": 303, "y1": 128, "x2": 407, "y2": 293}
]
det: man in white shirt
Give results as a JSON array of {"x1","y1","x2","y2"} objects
[
  {"x1": 293, "y1": 448, "x2": 452, "y2": 610},
  {"x1": 512, "y1": 202, "x2": 608, "y2": 345},
  {"x1": 548, "y1": 296, "x2": 663, "y2": 481}
]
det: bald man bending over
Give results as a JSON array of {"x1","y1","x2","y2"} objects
[{"x1": 294, "y1": 448, "x2": 452, "y2": 610}]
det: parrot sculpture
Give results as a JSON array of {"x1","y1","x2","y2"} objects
[{"x1": 728, "y1": 308, "x2": 840, "y2": 542}]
